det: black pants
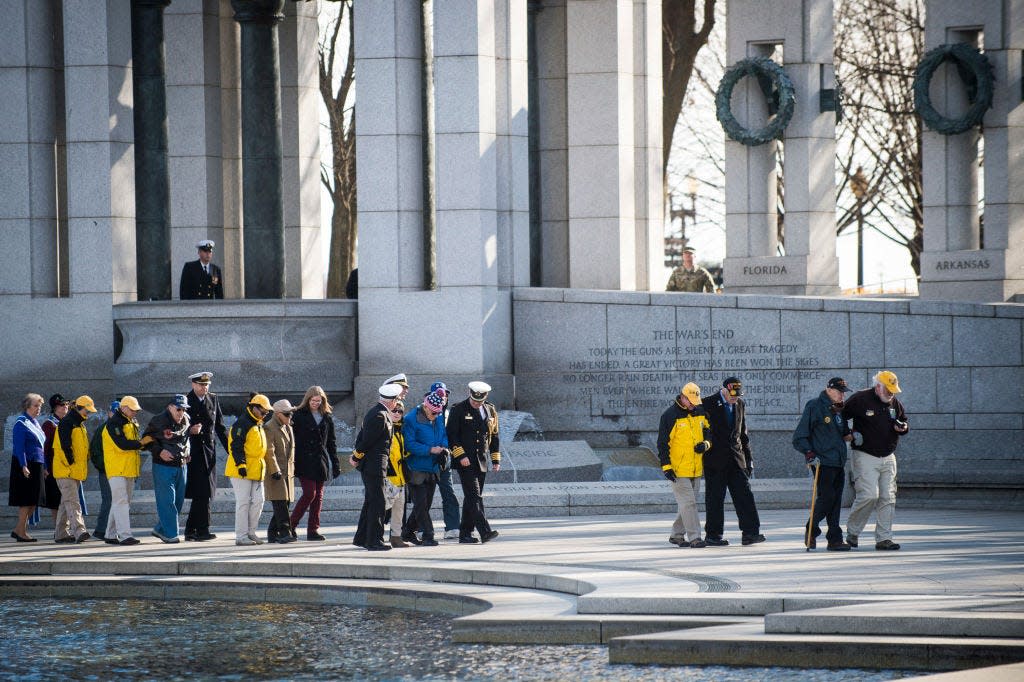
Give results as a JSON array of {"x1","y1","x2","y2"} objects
[
  {"x1": 267, "y1": 500, "x2": 292, "y2": 541},
  {"x1": 184, "y1": 496, "x2": 211, "y2": 535},
  {"x1": 458, "y1": 468, "x2": 491, "y2": 538},
  {"x1": 806, "y1": 464, "x2": 845, "y2": 544},
  {"x1": 406, "y1": 475, "x2": 438, "y2": 541},
  {"x1": 354, "y1": 469, "x2": 386, "y2": 548},
  {"x1": 704, "y1": 464, "x2": 760, "y2": 538}
]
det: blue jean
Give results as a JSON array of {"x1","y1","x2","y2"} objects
[
  {"x1": 152, "y1": 464, "x2": 187, "y2": 539},
  {"x1": 93, "y1": 470, "x2": 111, "y2": 537},
  {"x1": 437, "y1": 468, "x2": 460, "y2": 532}
]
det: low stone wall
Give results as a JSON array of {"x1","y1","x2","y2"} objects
[{"x1": 512, "y1": 288, "x2": 1024, "y2": 488}]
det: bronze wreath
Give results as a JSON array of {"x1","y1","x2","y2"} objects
[
  {"x1": 913, "y1": 43, "x2": 994, "y2": 136},
  {"x1": 715, "y1": 57, "x2": 795, "y2": 146}
]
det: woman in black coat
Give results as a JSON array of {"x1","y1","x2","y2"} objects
[{"x1": 289, "y1": 386, "x2": 339, "y2": 540}]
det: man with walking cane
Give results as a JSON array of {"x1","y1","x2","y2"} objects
[{"x1": 792, "y1": 377, "x2": 854, "y2": 551}]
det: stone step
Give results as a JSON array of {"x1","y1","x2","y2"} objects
[{"x1": 608, "y1": 621, "x2": 1024, "y2": 671}]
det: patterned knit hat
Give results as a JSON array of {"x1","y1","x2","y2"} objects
[{"x1": 425, "y1": 392, "x2": 445, "y2": 414}]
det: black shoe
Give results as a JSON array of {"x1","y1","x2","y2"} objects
[
  {"x1": 741, "y1": 533, "x2": 766, "y2": 546},
  {"x1": 194, "y1": 532, "x2": 217, "y2": 541},
  {"x1": 55, "y1": 537, "x2": 76, "y2": 544},
  {"x1": 806, "y1": 537, "x2": 817, "y2": 549},
  {"x1": 689, "y1": 538, "x2": 706, "y2": 548},
  {"x1": 119, "y1": 537, "x2": 140, "y2": 546},
  {"x1": 93, "y1": 532, "x2": 106, "y2": 541},
  {"x1": 827, "y1": 541, "x2": 852, "y2": 551},
  {"x1": 105, "y1": 537, "x2": 120, "y2": 545},
  {"x1": 668, "y1": 535, "x2": 686, "y2": 546},
  {"x1": 277, "y1": 536, "x2": 297, "y2": 544},
  {"x1": 420, "y1": 538, "x2": 439, "y2": 546},
  {"x1": 480, "y1": 530, "x2": 499, "y2": 544},
  {"x1": 366, "y1": 543, "x2": 392, "y2": 551},
  {"x1": 875, "y1": 539, "x2": 901, "y2": 551},
  {"x1": 75, "y1": 532, "x2": 91, "y2": 544},
  {"x1": 401, "y1": 533, "x2": 422, "y2": 546},
  {"x1": 352, "y1": 540, "x2": 365, "y2": 548},
  {"x1": 307, "y1": 532, "x2": 326, "y2": 541},
  {"x1": 705, "y1": 536, "x2": 729, "y2": 546},
  {"x1": 459, "y1": 535, "x2": 480, "y2": 544},
  {"x1": 11, "y1": 532, "x2": 37, "y2": 543},
  {"x1": 846, "y1": 534, "x2": 858, "y2": 548},
  {"x1": 184, "y1": 533, "x2": 198, "y2": 542}
]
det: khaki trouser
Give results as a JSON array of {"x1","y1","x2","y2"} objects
[
  {"x1": 231, "y1": 478, "x2": 265, "y2": 541},
  {"x1": 55, "y1": 478, "x2": 86, "y2": 540},
  {"x1": 106, "y1": 476, "x2": 136, "y2": 541},
  {"x1": 670, "y1": 476, "x2": 702, "y2": 541},
  {"x1": 846, "y1": 450, "x2": 897, "y2": 542},
  {"x1": 384, "y1": 483, "x2": 405, "y2": 537}
]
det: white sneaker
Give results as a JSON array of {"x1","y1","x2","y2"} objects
[
  {"x1": 247, "y1": 533, "x2": 265, "y2": 545},
  {"x1": 236, "y1": 537, "x2": 257, "y2": 546},
  {"x1": 444, "y1": 529, "x2": 459, "y2": 540}
]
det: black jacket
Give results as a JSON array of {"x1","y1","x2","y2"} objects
[
  {"x1": 842, "y1": 388, "x2": 908, "y2": 458},
  {"x1": 185, "y1": 390, "x2": 228, "y2": 499},
  {"x1": 700, "y1": 391, "x2": 752, "y2": 473},
  {"x1": 292, "y1": 407, "x2": 339, "y2": 482},
  {"x1": 179, "y1": 260, "x2": 224, "y2": 300},
  {"x1": 446, "y1": 398, "x2": 500, "y2": 472},
  {"x1": 143, "y1": 409, "x2": 191, "y2": 467},
  {"x1": 352, "y1": 403, "x2": 393, "y2": 477}
]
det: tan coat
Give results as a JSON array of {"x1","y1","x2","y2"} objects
[{"x1": 263, "y1": 418, "x2": 295, "y2": 502}]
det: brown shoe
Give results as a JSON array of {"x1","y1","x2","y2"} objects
[{"x1": 390, "y1": 535, "x2": 408, "y2": 548}]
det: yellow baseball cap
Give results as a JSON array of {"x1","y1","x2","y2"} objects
[
  {"x1": 876, "y1": 370, "x2": 901, "y2": 394},
  {"x1": 249, "y1": 394, "x2": 272, "y2": 410},
  {"x1": 74, "y1": 395, "x2": 97, "y2": 413},
  {"x1": 119, "y1": 395, "x2": 142, "y2": 411},
  {"x1": 681, "y1": 382, "x2": 702, "y2": 406}
]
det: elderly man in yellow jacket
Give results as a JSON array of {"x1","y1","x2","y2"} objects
[
  {"x1": 53, "y1": 395, "x2": 97, "y2": 543},
  {"x1": 102, "y1": 396, "x2": 145, "y2": 545},
  {"x1": 656, "y1": 383, "x2": 712, "y2": 549},
  {"x1": 227, "y1": 394, "x2": 271, "y2": 546}
]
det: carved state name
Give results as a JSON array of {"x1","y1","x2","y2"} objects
[{"x1": 935, "y1": 259, "x2": 990, "y2": 270}]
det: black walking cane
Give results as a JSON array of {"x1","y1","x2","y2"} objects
[{"x1": 805, "y1": 461, "x2": 821, "y2": 551}]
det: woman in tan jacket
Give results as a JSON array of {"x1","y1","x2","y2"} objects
[{"x1": 263, "y1": 399, "x2": 297, "y2": 544}]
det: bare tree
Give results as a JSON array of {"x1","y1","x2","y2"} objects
[
  {"x1": 319, "y1": 0, "x2": 357, "y2": 298},
  {"x1": 834, "y1": 0, "x2": 924, "y2": 277},
  {"x1": 663, "y1": 0, "x2": 717, "y2": 172}
]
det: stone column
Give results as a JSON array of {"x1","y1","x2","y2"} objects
[
  {"x1": 164, "y1": 1, "x2": 229, "y2": 299},
  {"x1": 919, "y1": 2, "x2": 1023, "y2": 301},
  {"x1": 723, "y1": 0, "x2": 839, "y2": 295},
  {"x1": 131, "y1": 0, "x2": 172, "y2": 301},
  {"x1": 231, "y1": 0, "x2": 285, "y2": 299},
  {"x1": 565, "y1": 0, "x2": 636, "y2": 290},
  {"x1": 632, "y1": 0, "x2": 664, "y2": 291},
  {"x1": 279, "y1": 0, "x2": 323, "y2": 298}
]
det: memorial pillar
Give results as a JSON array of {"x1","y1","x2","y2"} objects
[
  {"x1": 919, "y1": 2, "x2": 1024, "y2": 301},
  {"x1": 131, "y1": 0, "x2": 172, "y2": 301},
  {"x1": 565, "y1": 0, "x2": 636, "y2": 290},
  {"x1": 723, "y1": 0, "x2": 839, "y2": 295},
  {"x1": 231, "y1": 0, "x2": 285, "y2": 299}
]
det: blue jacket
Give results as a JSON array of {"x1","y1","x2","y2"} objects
[
  {"x1": 12, "y1": 413, "x2": 46, "y2": 467},
  {"x1": 402, "y1": 406, "x2": 448, "y2": 474},
  {"x1": 792, "y1": 391, "x2": 850, "y2": 468}
]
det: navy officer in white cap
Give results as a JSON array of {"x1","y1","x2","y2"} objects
[
  {"x1": 446, "y1": 381, "x2": 501, "y2": 544},
  {"x1": 183, "y1": 371, "x2": 228, "y2": 541},
  {"x1": 350, "y1": 383, "x2": 402, "y2": 551},
  {"x1": 180, "y1": 239, "x2": 223, "y2": 300}
]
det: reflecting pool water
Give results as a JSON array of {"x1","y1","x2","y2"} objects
[{"x1": 3, "y1": 598, "x2": 922, "y2": 681}]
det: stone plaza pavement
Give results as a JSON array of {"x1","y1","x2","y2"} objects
[{"x1": 1, "y1": 507, "x2": 1022, "y2": 679}]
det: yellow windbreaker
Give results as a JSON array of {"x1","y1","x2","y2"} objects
[{"x1": 225, "y1": 408, "x2": 268, "y2": 480}]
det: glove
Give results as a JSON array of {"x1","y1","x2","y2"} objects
[
  {"x1": 663, "y1": 469, "x2": 677, "y2": 482},
  {"x1": 804, "y1": 451, "x2": 817, "y2": 463},
  {"x1": 694, "y1": 441, "x2": 709, "y2": 454},
  {"x1": 237, "y1": 465, "x2": 247, "y2": 478},
  {"x1": 271, "y1": 471, "x2": 283, "y2": 481}
]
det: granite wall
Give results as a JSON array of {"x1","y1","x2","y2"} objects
[{"x1": 512, "y1": 288, "x2": 1024, "y2": 487}]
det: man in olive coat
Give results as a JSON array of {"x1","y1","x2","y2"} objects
[{"x1": 184, "y1": 372, "x2": 228, "y2": 541}]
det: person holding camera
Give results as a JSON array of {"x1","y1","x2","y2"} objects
[
  {"x1": 842, "y1": 371, "x2": 909, "y2": 551},
  {"x1": 400, "y1": 390, "x2": 450, "y2": 547},
  {"x1": 350, "y1": 383, "x2": 401, "y2": 551},
  {"x1": 701, "y1": 377, "x2": 764, "y2": 547},
  {"x1": 143, "y1": 395, "x2": 192, "y2": 543}
]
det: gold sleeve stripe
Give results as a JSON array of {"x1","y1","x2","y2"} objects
[{"x1": 451, "y1": 446, "x2": 466, "y2": 457}]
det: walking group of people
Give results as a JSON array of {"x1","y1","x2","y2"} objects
[
  {"x1": 350, "y1": 374, "x2": 501, "y2": 551},
  {"x1": 7, "y1": 371, "x2": 502, "y2": 552},
  {"x1": 658, "y1": 371, "x2": 908, "y2": 551}
]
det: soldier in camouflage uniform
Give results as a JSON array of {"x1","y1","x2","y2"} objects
[{"x1": 666, "y1": 246, "x2": 715, "y2": 293}]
